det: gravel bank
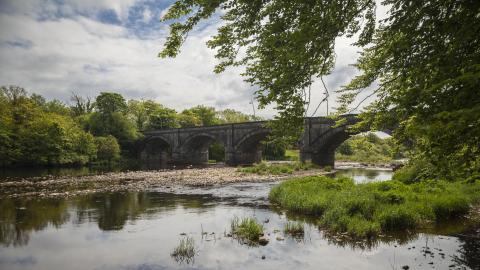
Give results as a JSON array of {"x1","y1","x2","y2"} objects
[{"x1": 0, "y1": 167, "x2": 329, "y2": 198}]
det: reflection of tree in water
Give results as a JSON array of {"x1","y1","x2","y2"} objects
[
  {"x1": 73, "y1": 192, "x2": 217, "y2": 231},
  {"x1": 451, "y1": 231, "x2": 480, "y2": 270},
  {"x1": 363, "y1": 169, "x2": 380, "y2": 180},
  {"x1": 0, "y1": 191, "x2": 217, "y2": 247},
  {"x1": 321, "y1": 229, "x2": 418, "y2": 250},
  {"x1": 0, "y1": 198, "x2": 69, "y2": 247}
]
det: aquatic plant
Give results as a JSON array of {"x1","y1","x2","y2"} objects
[
  {"x1": 269, "y1": 176, "x2": 480, "y2": 238},
  {"x1": 171, "y1": 236, "x2": 195, "y2": 264},
  {"x1": 230, "y1": 216, "x2": 264, "y2": 243},
  {"x1": 283, "y1": 221, "x2": 304, "y2": 236}
]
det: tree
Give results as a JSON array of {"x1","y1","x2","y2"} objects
[
  {"x1": 95, "y1": 92, "x2": 128, "y2": 115},
  {"x1": 160, "y1": 0, "x2": 376, "y2": 142},
  {"x1": 337, "y1": 0, "x2": 480, "y2": 179},
  {"x1": 182, "y1": 105, "x2": 219, "y2": 126},
  {"x1": 216, "y1": 109, "x2": 258, "y2": 124},
  {"x1": 160, "y1": 0, "x2": 480, "y2": 179},
  {"x1": 89, "y1": 92, "x2": 138, "y2": 142},
  {"x1": 95, "y1": 135, "x2": 121, "y2": 162},
  {"x1": 177, "y1": 110, "x2": 201, "y2": 127},
  {"x1": 89, "y1": 112, "x2": 138, "y2": 142},
  {"x1": 70, "y1": 93, "x2": 94, "y2": 117}
]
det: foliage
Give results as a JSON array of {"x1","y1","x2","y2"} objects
[
  {"x1": 94, "y1": 135, "x2": 121, "y2": 162},
  {"x1": 181, "y1": 105, "x2": 219, "y2": 126},
  {"x1": 230, "y1": 216, "x2": 264, "y2": 243},
  {"x1": 0, "y1": 86, "x2": 267, "y2": 168},
  {"x1": 263, "y1": 141, "x2": 286, "y2": 160},
  {"x1": 177, "y1": 110, "x2": 201, "y2": 127},
  {"x1": 160, "y1": 0, "x2": 376, "y2": 143},
  {"x1": 0, "y1": 86, "x2": 97, "y2": 166},
  {"x1": 269, "y1": 176, "x2": 480, "y2": 238},
  {"x1": 160, "y1": 0, "x2": 479, "y2": 181},
  {"x1": 335, "y1": 133, "x2": 405, "y2": 163},
  {"x1": 216, "y1": 109, "x2": 259, "y2": 123},
  {"x1": 337, "y1": 1, "x2": 480, "y2": 180},
  {"x1": 238, "y1": 161, "x2": 316, "y2": 175},
  {"x1": 88, "y1": 111, "x2": 138, "y2": 142},
  {"x1": 208, "y1": 142, "x2": 225, "y2": 162},
  {"x1": 95, "y1": 92, "x2": 128, "y2": 115},
  {"x1": 284, "y1": 149, "x2": 300, "y2": 161}
]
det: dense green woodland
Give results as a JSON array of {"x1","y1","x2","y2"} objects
[
  {"x1": 161, "y1": 0, "x2": 480, "y2": 182},
  {"x1": 0, "y1": 86, "x2": 261, "y2": 167}
]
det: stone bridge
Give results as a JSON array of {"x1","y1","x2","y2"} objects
[{"x1": 140, "y1": 114, "x2": 360, "y2": 167}]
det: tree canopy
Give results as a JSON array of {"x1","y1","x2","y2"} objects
[{"x1": 160, "y1": 0, "x2": 480, "y2": 180}]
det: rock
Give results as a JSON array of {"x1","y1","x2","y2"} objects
[
  {"x1": 402, "y1": 266, "x2": 409, "y2": 270},
  {"x1": 258, "y1": 236, "x2": 269, "y2": 246},
  {"x1": 261, "y1": 255, "x2": 266, "y2": 260},
  {"x1": 264, "y1": 218, "x2": 269, "y2": 223},
  {"x1": 276, "y1": 236, "x2": 284, "y2": 241},
  {"x1": 180, "y1": 233, "x2": 187, "y2": 236}
]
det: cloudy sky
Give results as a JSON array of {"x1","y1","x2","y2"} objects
[{"x1": 0, "y1": 0, "x2": 388, "y2": 118}]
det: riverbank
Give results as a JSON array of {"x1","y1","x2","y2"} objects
[{"x1": 0, "y1": 166, "x2": 330, "y2": 199}]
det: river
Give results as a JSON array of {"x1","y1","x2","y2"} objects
[{"x1": 0, "y1": 167, "x2": 478, "y2": 270}]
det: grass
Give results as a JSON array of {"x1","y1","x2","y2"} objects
[
  {"x1": 284, "y1": 221, "x2": 304, "y2": 236},
  {"x1": 171, "y1": 236, "x2": 195, "y2": 263},
  {"x1": 269, "y1": 176, "x2": 480, "y2": 239},
  {"x1": 230, "y1": 216, "x2": 264, "y2": 243},
  {"x1": 238, "y1": 161, "x2": 317, "y2": 175},
  {"x1": 285, "y1": 149, "x2": 300, "y2": 161}
]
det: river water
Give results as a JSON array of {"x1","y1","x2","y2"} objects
[{"x1": 0, "y1": 167, "x2": 479, "y2": 270}]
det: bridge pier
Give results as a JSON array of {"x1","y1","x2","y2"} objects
[
  {"x1": 300, "y1": 150, "x2": 335, "y2": 167},
  {"x1": 225, "y1": 149, "x2": 262, "y2": 166},
  {"x1": 172, "y1": 150, "x2": 209, "y2": 165}
]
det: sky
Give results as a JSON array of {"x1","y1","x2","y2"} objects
[{"x1": 0, "y1": 0, "x2": 389, "y2": 119}]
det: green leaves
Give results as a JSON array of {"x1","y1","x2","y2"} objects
[{"x1": 160, "y1": 0, "x2": 376, "y2": 140}]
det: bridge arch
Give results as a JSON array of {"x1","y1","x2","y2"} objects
[
  {"x1": 231, "y1": 129, "x2": 271, "y2": 165},
  {"x1": 139, "y1": 136, "x2": 173, "y2": 168},
  {"x1": 177, "y1": 133, "x2": 226, "y2": 165}
]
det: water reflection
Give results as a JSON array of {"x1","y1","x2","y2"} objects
[
  {"x1": 0, "y1": 188, "x2": 478, "y2": 270},
  {"x1": 0, "y1": 198, "x2": 69, "y2": 247},
  {"x1": 335, "y1": 167, "x2": 393, "y2": 183}
]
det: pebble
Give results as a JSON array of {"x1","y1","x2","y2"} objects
[{"x1": 1, "y1": 167, "x2": 328, "y2": 198}]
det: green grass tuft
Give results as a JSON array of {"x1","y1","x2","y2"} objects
[
  {"x1": 171, "y1": 236, "x2": 195, "y2": 263},
  {"x1": 230, "y1": 216, "x2": 264, "y2": 243},
  {"x1": 269, "y1": 176, "x2": 480, "y2": 238},
  {"x1": 284, "y1": 221, "x2": 304, "y2": 236}
]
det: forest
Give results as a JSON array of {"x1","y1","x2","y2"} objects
[{"x1": 0, "y1": 85, "x2": 263, "y2": 167}]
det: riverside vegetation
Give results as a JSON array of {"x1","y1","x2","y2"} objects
[
  {"x1": 269, "y1": 175, "x2": 480, "y2": 239},
  {"x1": 0, "y1": 86, "x2": 288, "y2": 168}
]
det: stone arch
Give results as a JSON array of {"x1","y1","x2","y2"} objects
[
  {"x1": 232, "y1": 130, "x2": 271, "y2": 165},
  {"x1": 140, "y1": 136, "x2": 173, "y2": 168},
  {"x1": 177, "y1": 133, "x2": 225, "y2": 165}
]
